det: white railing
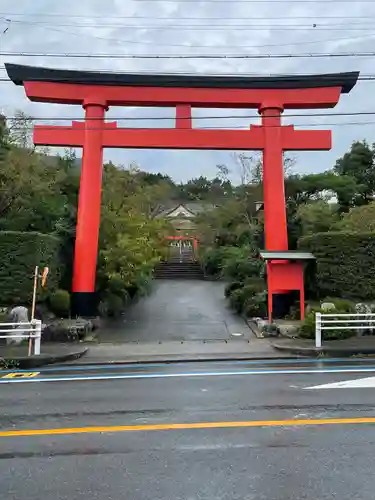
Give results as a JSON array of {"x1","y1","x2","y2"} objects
[
  {"x1": 315, "y1": 312, "x2": 375, "y2": 348},
  {"x1": 0, "y1": 320, "x2": 42, "y2": 356}
]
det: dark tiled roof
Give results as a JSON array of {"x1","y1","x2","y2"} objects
[{"x1": 153, "y1": 201, "x2": 216, "y2": 218}]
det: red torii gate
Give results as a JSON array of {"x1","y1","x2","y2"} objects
[{"x1": 5, "y1": 64, "x2": 359, "y2": 316}]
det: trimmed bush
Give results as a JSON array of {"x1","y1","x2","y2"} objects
[
  {"x1": 200, "y1": 246, "x2": 229, "y2": 276},
  {"x1": 221, "y1": 245, "x2": 264, "y2": 282},
  {"x1": 49, "y1": 289, "x2": 71, "y2": 318},
  {"x1": 0, "y1": 231, "x2": 62, "y2": 305},
  {"x1": 299, "y1": 308, "x2": 355, "y2": 341},
  {"x1": 298, "y1": 231, "x2": 375, "y2": 301},
  {"x1": 244, "y1": 293, "x2": 267, "y2": 318},
  {"x1": 224, "y1": 281, "x2": 244, "y2": 298},
  {"x1": 321, "y1": 297, "x2": 356, "y2": 313},
  {"x1": 99, "y1": 294, "x2": 124, "y2": 318},
  {"x1": 229, "y1": 283, "x2": 261, "y2": 314},
  {"x1": 244, "y1": 277, "x2": 265, "y2": 292}
]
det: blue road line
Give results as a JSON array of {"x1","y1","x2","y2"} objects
[
  {"x1": 0, "y1": 356, "x2": 373, "y2": 375},
  {"x1": 1, "y1": 363, "x2": 372, "y2": 378},
  {"x1": 2, "y1": 366, "x2": 375, "y2": 384}
]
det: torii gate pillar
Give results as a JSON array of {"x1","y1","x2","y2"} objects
[{"x1": 72, "y1": 100, "x2": 107, "y2": 314}]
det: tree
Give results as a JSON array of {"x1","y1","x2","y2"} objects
[
  {"x1": 180, "y1": 176, "x2": 211, "y2": 200},
  {"x1": 334, "y1": 140, "x2": 375, "y2": 206},
  {"x1": 97, "y1": 164, "x2": 172, "y2": 300},
  {"x1": 294, "y1": 200, "x2": 339, "y2": 237},
  {"x1": 337, "y1": 201, "x2": 375, "y2": 232},
  {"x1": 136, "y1": 171, "x2": 174, "y2": 188},
  {"x1": 8, "y1": 110, "x2": 35, "y2": 150},
  {"x1": 231, "y1": 152, "x2": 258, "y2": 184},
  {"x1": 0, "y1": 114, "x2": 10, "y2": 162},
  {"x1": 285, "y1": 172, "x2": 358, "y2": 213},
  {"x1": 196, "y1": 192, "x2": 262, "y2": 248},
  {"x1": 229, "y1": 152, "x2": 295, "y2": 185}
]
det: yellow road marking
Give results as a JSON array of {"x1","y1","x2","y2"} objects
[
  {"x1": 1, "y1": 417, "x2": 375, "y2": 437},
  {"x1": 2, "y1": 372, "x2": 40, "y2": 379}
]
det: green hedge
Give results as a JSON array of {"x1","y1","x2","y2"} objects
[
  {"x1": 0, "y1": 231, "x2": 62, "y2": 305},
  {"x1": 298, "y1": 231, "x2": 375, "y2": 300},
  {"x1": 49, "y1": 289, "x2": 71, "y2": 318}
]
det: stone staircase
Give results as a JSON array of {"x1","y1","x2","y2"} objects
[{"x1": 154, "y1": 261, "x2": 205, "y2": 280}]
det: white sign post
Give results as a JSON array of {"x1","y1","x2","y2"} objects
[{"x1": 315, "y1": 312, "x2": 322, "y2": 349}]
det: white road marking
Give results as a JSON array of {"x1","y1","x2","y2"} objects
[{"x1": 307, "y1": 376, "x2": 375, "y2": 389}]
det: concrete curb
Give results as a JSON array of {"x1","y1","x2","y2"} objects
[
  {"x1": 272, "y1": 343, "x2": 375, "y2": 358},
  {"x1": 0, "y1": 348, "x2": 89, "y2": 369},
  {"x1": 65, "y1": 353, "x2": 303, "y2": 365}
]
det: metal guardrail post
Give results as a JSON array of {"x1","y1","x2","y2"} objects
[{"x1": 315, "y1": 312, "x2": 322, "y2": 348}]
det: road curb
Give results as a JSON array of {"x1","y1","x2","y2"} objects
[
  {"x1": 272, "y1": 343, "x2": 375, "y2": 358},
  {"x1": 0, "y1": 348, "x2": 89, "y2": 369},
  {"x1": 64, "y1": 354, "x2": 305, "y2": 366}
]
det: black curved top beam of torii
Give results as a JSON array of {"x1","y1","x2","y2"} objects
[{"x1": 5, "y1": 63, "x2": 359, "y2": 93}]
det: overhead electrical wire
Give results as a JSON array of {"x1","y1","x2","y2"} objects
[
  {"x1": 5, "y1": 110, "x2": 375, "y2": 121},
  {"x1": 135, "y1": 0, "x2": 375, "y2": 3},
  {"x1": 5, "y1": 121, "x2": 375, "y2": 130},
  {"x1": 2, "y1": 16, "x2": 375, "y2": 49},
  {"x1": 0, "y1": 69, "x2": 372, "y2": 78},
  {"x1": 1, "y1": 50, "x2": 375, "y2": 59},
  {"x1": 1, "y1": 13, "x2": 375, "y2": 19},
  {"x1": 207, "y1": 120, "x2": 375, "y2": 128},
  {"x1": 3, "y1": 21, "x2": 375, "y2": 30}
]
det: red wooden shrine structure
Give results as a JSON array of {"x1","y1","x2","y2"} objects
[
  {"x1": 6, "y1": 64, "x2": 359, "y2": 316},
  {"x1": 166, "y1": 236, "x2": 199, "y2": 251},
  {"x1": 166, "y1": 236, "x2": 199, "y2": 263}
]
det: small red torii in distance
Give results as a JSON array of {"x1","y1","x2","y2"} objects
[{"x1": 5, "y1": 64, "x2": 359, "y2": 316}]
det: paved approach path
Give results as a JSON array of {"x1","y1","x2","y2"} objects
[{"x1": 98, "y1": 280, "x2": 252, "y2": 343}]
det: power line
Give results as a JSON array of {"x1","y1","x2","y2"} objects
[
  {"x1": 2, "y1": 68, "x2": 375, "y2": 78},
  {"x1": 6, "y1": 120, "x2": 375, "y2": 130},
  {"x1": 0, "y1": 50, "x2": 374, "y2": 59},
  {"x1": 135, "y1": 0, "x2": 375, "y2": 3},
  {"x1": 3, "y1": 16, "x2": 375, "y2": 50},
  {"x1": 208, "y1": 120, "x2": 375, "y2": 128},
  {"x1": 4, "y1": 21, "x2": 375, "y2": 29},
  {"x1": 1, "y1": 77, "x2": 374, "y2": 84},
  {"x1": 1, "y1": 70, "x2": 373, "y2": 83},
  {"x1": 2, "y1": 74, "x2": 374, "y2": 82},
  {"x1": 3, "y1": 15, "x2": 375, "y2": 49},
  {"x1": 5, "y1": 110, "x2": 375, "y2": 121},
  {"x1": 1, "y1": 12, "x2": 375, "y2": 19}
]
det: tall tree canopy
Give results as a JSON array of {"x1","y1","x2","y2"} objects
[{"x1": 334, "y1": 140, "x2": 375, "y2": 207}]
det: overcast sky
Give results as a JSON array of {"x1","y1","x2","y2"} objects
[{"x1": 0, "y1": 0, "x2": 374, "y2": 183}]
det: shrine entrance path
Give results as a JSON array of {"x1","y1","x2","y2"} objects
[{"x1": 97, "y1": 280, "x2": 253, "y2": 343}]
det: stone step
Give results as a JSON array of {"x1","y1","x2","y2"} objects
[
  {"x1": 155, "y1": 275, "x2": 204, "y2": 280},
  {"x1": 154, "y1": 261, "x2": 204, "y2": 280},
  {"x1": 156, "y1": 265, "x2": 202, "y2": 269}
]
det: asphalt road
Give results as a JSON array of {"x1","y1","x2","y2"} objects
[{"x1": 2, "y1": 358, "x2": 375, "y2": 499}]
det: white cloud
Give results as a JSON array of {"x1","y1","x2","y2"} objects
[{"x1": 0, "y1": 0, "x2": 374, "y2": 181}]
